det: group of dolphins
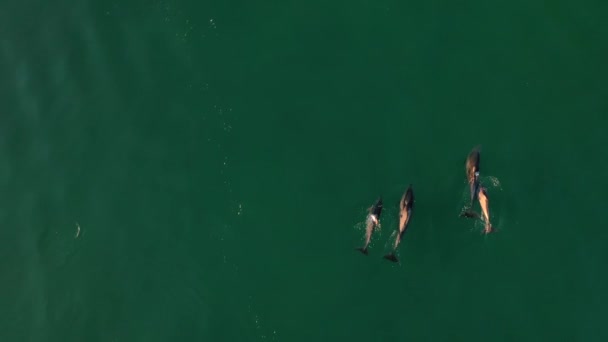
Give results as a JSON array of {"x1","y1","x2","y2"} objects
[{"x1": 356, "y1": 146, "x2": 493, "y2": 263}]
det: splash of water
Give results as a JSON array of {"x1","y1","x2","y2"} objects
[{"x1": 483, "y1": 176, "x2": 502, "y2": 190}]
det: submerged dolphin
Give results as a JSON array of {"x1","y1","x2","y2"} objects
[
  {"x1": 384, "y1": 185, "x2": 414, "y2": 263},
  {"x1": 356, "y1": 197, "x2": 383, "y2": 255},
  {"x1": 459, "y1": 210, "x2": 480, "y2": 219},
  {"x1": 465, "y1": 146, "x2": 481, "y2": 206}
]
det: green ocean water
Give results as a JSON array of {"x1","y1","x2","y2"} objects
[{"x1": 1, "y1": 0, "x2": 607, "y2": 340}]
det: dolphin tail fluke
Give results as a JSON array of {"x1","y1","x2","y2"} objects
[
  {"x1": 484, "y1": 223, "x2": 493, "y2": 234},
  {"x1": 355, "y1": 247, "x2": 368, "y2": 255},
  {"x1": 383, "y1": 253, "x2": 398, "y2": 263}
]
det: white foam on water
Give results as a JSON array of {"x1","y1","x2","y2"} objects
[
  {"x1": 248, "y1": 297, "x2": 278, "y2": 341},
  {"x1": 484, "y1": 176, "x2": 503, "y2": 190}
]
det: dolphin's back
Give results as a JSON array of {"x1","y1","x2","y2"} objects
[
  {"x1": 402, "y1": 185, "x2": 414, "y2": 210},
  {"x1": 466, "y1": 148, "x2": 480, "y2": 175},
  {"x1": 371, "y1": 197, "x2": 383, "y2": 217}
]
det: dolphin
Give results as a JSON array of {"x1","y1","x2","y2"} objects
[
  {"x1": 356, "y1": 197, "x2": 383, "y2": 255},
  {"x1": 478, "y1": 187, "x2": 493, "y2": 234},
  {"x1": 465, "y1": 146, "x2": 481, "y2": 206},
  {"x1": 384, "y1": 185, "x2": 414, "y2": 263}
]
